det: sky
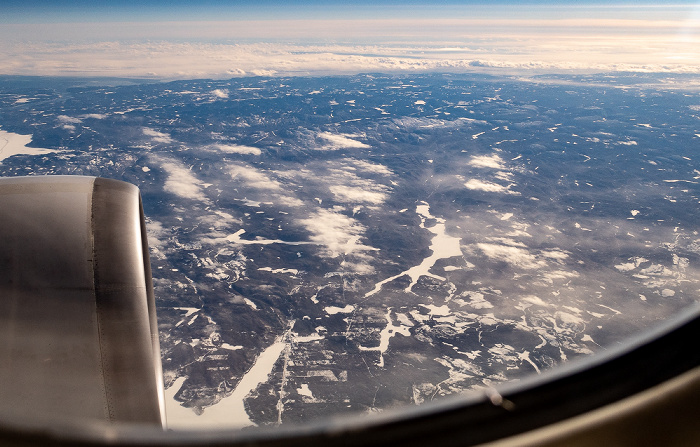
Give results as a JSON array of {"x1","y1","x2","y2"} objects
[
  {"x1": 1, "y1": 1, "x2": 699, "y2": 79},
  {"x1": 8, "y1": 1, "x2": 486, "y2": 22},
  {"x1": 3, "y1": 1, "x2": 700, "y2": 22}
]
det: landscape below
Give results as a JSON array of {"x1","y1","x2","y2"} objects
[{"x1": 0, "y1": 71, "x2": 698, "y2": 428}]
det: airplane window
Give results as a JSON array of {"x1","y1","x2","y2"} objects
[{"x1": 0, "y1": 1, "x2": 699, "y2": 445}]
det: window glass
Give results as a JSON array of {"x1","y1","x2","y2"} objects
[{"x1": 1, "y1": 0, "x2": 699, "y2": 433}]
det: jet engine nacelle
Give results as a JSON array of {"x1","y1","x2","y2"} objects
[{"x1": 0, "y1": 176, "x2": 165, "y2": 428}]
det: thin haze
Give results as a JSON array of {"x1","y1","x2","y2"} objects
[{"x1": 1, "y1": 1, "x2": 699, "y2": 78}]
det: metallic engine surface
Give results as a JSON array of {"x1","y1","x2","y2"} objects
[{"x1": 0, "y1": 176, "x2": 163, "y2": 426}]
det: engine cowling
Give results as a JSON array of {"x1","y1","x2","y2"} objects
[{"x1": 0, "y1": 176, "x2": 164, "y2": 427}]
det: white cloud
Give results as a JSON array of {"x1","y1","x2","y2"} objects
[
  {"x1": 1, "y1": 16, "x2": 700, "y2": 79},
  {"x1": 159, "y1": 159, "x2": 207, "y2": 201},
  {"x1": 494, "y1": 171, "x2": 514, "y2": 182},
  {"x1": 57, "y1": 115, "x2": 82, "y2": 124},
  {"x1": 329, "y1": 185, "x2": 387, "y2": 205},
  {"x1": 345, "y1": 158, "x2": 393, "y2": 176},
  {"x1": 477, "y1": 243, "x2": 546, "y2": 270},
  {"x1": 316, "y1": 132, "x2": 370, "y2": 150},
  {"x1": 198, "y1": 210, "x2": 241, "y2": 229},
  {"x1": 210, "y1": 89, "x2": 229, "y2": 99},
  {"x1": 319, "y1": 165, "x2": 392, "y2": 206},
  {"x1": 227, "y1": 164, "x2": 309, "y2": 208},
  {"x1": 541, "y1": 270, "x2": 579, "y2": 283},
  {"x1": 297, "y1": 208, "x2": 377, "y2": 261},
  {"x1": 145, "y1": 218, "x2": 169, "y2": 259},
  {"x1": 278, "y1": 160, "x2": 392, "y2": 207},
  {"x1": 143, "y1": 127, "x2": 174, "y2": 144},
  {"x1": 465, "y1": 179, "x2": 514, "y2": 193},
  {"x1": 213, "y1": 144, "x2": 262, "y2": 156},
  {"x1": 81, "y1": 113, "x2": 108, "y2": 119},
  {"x1": 486, "y1": 237, "x2": 527, "y2": 248},
  {"x1": 522, "y1": 295, "x2": 548, "y2": 307},
  {"x1": 274, "y1": 195, "x2": 305, "y2": 208},
  {"x1": 229, "y1": 165, "x2": 282, "y2": 191},
  {"x1": 393, "y1": 117, "x2": 454, "y2": 129},
  {"x1": 542, "y1": 250, "x2": 570, "y2": 261},
  {"x1": 468, "y1": 154, "x2": 505, "y2": 170}
]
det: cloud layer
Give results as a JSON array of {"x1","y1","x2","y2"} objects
[{"x1": 1, "y1": 17, "x2": 699, "y2": 78}]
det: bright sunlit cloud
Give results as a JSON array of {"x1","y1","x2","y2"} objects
[{"x1": 0, "y1": 5, "x2": 699, "y2": 78}]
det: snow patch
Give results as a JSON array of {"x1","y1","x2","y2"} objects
[
  {"x1": 325, "y1": 305, "x2": 355, "y2": 315},
  {"x1": 297, "y1": 384, "x2": 313, "y2": 398},
  {"x1": 0, "y1": 130, "x2": 57, "y2": 161}
]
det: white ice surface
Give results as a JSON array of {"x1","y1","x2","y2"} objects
[
  {"x1": 325, "y1": 305, "x2": 355, "y2": 315},
  {"x1": 365, "y1": 202, "x2": 462, "y2": 297},
  {"x1": 166, "y1": 336, "x2": 288, "y2": 429},
  {"x1": 358, "y1": 308, "x2": 411, "y2": 367},
  {"x1": 0, "y1": 130, "x2": 56, "y2": 161}
]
